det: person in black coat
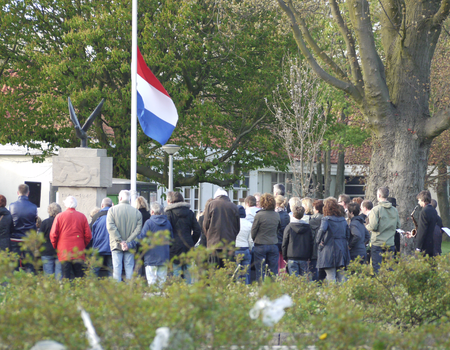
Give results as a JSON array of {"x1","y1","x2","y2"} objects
[
  {"x1": 431, "y1": 199, "x2": 444, "y2": 256},
  {"x1": 282, "y1": 205, "x2": 313, "y2": 277},
  {"x1": 347, "y1": 203, "x2": 370, "y2": 263},
  {"x1": 39, "y1": 202, "x2": 62, "y2": 279},
  {"x1": 165, "y1": 191, "x2": 201, "y2": 283},
  {"x1": 415, "y1": 190, "x2": 437, "y2": 257},
  {"x1": 0, "y1": 195, "x2": 13, "y2": 251}
]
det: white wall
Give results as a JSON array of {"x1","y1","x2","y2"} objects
[{"x1": 0, "y1": 155, "x2": 53, "y2": 219}]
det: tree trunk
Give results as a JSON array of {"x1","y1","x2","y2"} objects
[
  {"x1": 365, "y1": 111, "x2": 432, "y2": 230},
  {"x1": 324, "y1": 146, "x2": 332, "y2": 198},
  {"x1": 334, "y1": 146, "x2": 345, "y2": 198},
  {"x1": 437, "y1": 162, "x2": 450, "y2": 240},
  {"x1": 315, "y1": 152, "x2": 323, "y2": 199}
]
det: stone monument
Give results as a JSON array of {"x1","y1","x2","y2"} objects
[{"x1": 52, "y1": 98, "x2": 112, "y2": 219}]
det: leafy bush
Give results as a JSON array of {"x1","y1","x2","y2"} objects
[{"x1": 0, "y1": 248, "x2": 450, "y2": 349}]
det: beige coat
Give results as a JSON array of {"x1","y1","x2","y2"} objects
[{"x1": 106, "y1": 201, "x2": 142, "y2": 251}]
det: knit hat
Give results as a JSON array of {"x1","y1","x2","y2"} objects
[{"x1": 214, "y1": 188, "x2": 228, "y2": 199}]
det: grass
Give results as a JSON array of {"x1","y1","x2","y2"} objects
[{"x1": 441, "y1": 239, "x2": 450, "y2": 254}]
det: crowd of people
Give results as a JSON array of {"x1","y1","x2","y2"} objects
[{"x1": 0, "y1": 183, "x2": 444, "y2": 285}]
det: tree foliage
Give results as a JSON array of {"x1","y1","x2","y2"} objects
[{"x1": 0, "y1": 0, "x2": 295, "y2": 187}]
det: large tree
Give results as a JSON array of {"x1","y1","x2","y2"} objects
[
  {"x1": 272, "y1": 0, "x2": 450, "y2": 226},
  {"x1": 0, "y1": 0, "x2": 293, "y2": 188}
]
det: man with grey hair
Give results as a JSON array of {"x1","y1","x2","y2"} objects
[
  {"x1": 107, "y1": 190, "x2": 142, "y2": 282},
  {"x1": 90, "y1": 197, "x2": 114, "y2": 277},
  {"x1": 128, "y1": 202, "x2": 173, "y2": 286},
  {"x1": 50, "y1": 196, "x2": 92, "y2": 279},
  {"x1": 366, "y1": 187, "x2": 400, "y2": 274},
  {"x1": 273, "y1": 184, "x2": 285, "y2": 196}
]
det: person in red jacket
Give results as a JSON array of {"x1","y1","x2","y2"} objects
[{"x1": 50, "y1": 196, "x2": 92, "y2": 279}]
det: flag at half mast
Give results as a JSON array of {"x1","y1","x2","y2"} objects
[{"x1": 136, "y1": 47, "x2": 178, "y2": 145}]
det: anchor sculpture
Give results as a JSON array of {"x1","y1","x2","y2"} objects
[{"x1": 68, "y1": 97, "x2": 105, "y2": 148}]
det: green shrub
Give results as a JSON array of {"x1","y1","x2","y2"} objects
[{"x1": 0, "y1": 249, "x2": 450, "y2": 349}]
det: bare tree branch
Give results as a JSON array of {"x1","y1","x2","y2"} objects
[
  {"x1": 347, "y1": 0, "x2": 390, "y2": 107},
  {"x1": 277, "y1": 0, "x2": 363, "y2": 104},
  {"x1": 288, "y1": 1, "x2": 349, "y2": 82},
  {"x1": 424, "y1": 107, "x2": 450, "y2": 139},
  {"x1": 433, "y1": 0, "x2": 450, "y2": 26},
  {"x1": 329, "y1": 0, "x2": 364, "y2": 93}
]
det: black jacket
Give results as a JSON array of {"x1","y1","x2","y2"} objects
[
  {"x1": 165, "y1": 202, "x2": 201, "y2": 261},
  {"x1": 277, "y1": 210, "x2": 290, "y2": 248},
  {"x1": 39, "y1": 216, "x2": 57, "y2": 257},
  {"x1": 282, "y1": 221, "x2": 313, "y2": 261},
  {"x1": 415, "y1": 204, "x2": 437, "y2": 256},
  {"x1": 0, "y1": 207, "x2": 13, "y2": 251},
  {"x1": 349, "y1": 215, "x2": 370, "y2": 259},
  {"x1": 139, "y1": 208, "x2": 151, "y2": 226}
]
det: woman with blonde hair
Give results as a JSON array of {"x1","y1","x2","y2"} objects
[
  {"x1": 301, "y1": 197, "x2": 314, "y2": 223},
  {"x1": 135, "y1": 196, "x2": 151, "y2": 225}
]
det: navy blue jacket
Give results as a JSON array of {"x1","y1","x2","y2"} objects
[
  {"x1": 349, "y1": 215, "x2": 370, "y2": 260},
  {"x1": 128, "y1": 215, "x2": 173, "y2": 266},
  {"x1": 316, "y1": 216, "x2": 350, "y2": 269},
  {"x1": 9, "y1": 196, "x2": 38, "y2": 239},
  {"x1": 91, "y1": 207, "x2": 112, "y2": 255}
]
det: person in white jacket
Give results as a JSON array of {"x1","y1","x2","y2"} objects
[{"x1": 235, "y1": 198, "x2": 257, "y2": 284}]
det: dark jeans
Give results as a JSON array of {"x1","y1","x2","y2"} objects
[
  {"x1": 92, "y1": 255, "x2": 113, "y2": 277},
  {"x1": 309, "y1": 259, "x2": 318, "y2": 281},
  {"x1": 61, "y1": 260, "x2": 85, "y2": 280},
  {"x1": 10, "y1": 241, "x2": 36, "y2": 274},
  {"x1": 371, "y1": 245, "x2": 395, "y2": 274},
  {"x1": 253, "y1": 244, "x2": 278, "y2": 281},
  {"x1": 287, "y1": 260, "x2": 309, "y2": 277},
  {"x1": 235, "y1": 248, "x2": 251, "y2": 284}
]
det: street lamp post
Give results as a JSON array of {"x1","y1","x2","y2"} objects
[{"x1": 162, "y1": 144, "x2": 181, "y2": 192}]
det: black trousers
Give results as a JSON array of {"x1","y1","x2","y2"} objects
[{"x1": 61, "y1": 260, "x2": 85, "y2": 280}]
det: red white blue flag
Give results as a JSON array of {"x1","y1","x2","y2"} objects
[{"x1": 136, "y1": 47, "x2": 178, "y2": 145}]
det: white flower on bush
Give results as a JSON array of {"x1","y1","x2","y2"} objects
[
  {"x1": 150, "y1": 327, "x2": 170, "y2": 350},
  {"x1": 249, "y1": 294, "x2": 293, "y2": 326}
]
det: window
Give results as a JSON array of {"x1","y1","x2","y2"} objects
[
  {"x1": 182, "y1": 187, "x2": 199, "y2": 215},
  {"x1": 345, "y1": 176, "x2": 366, "y2": 199}
]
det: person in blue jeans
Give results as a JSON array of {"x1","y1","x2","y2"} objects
[
  {"x1": 234, "y1": 205, "x2": 253, "y2": 284},
  {"x1": 282, "y1": 205, "x2": 313, "y2": 278},
  {"x1": 251, "y1": 193, "x2": 280, "y2": 282},
  {"x1": 39, "y1": 202, "x2": 62, "y2": 280},
  {"x1": 106, "y1": 190, "x2": 142, "y2": 282}
]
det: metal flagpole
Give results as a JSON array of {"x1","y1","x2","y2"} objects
[{"x1": 130, "y1": 0, "x2": 138, "y2": 204}]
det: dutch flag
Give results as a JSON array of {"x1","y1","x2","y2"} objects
[{"x1": 136, "y1": 48, "x2": 178, "y2": 145}]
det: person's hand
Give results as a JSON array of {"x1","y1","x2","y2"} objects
[{"x1": 121, "y1": 241, "x2": 128, "y2": 251}]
